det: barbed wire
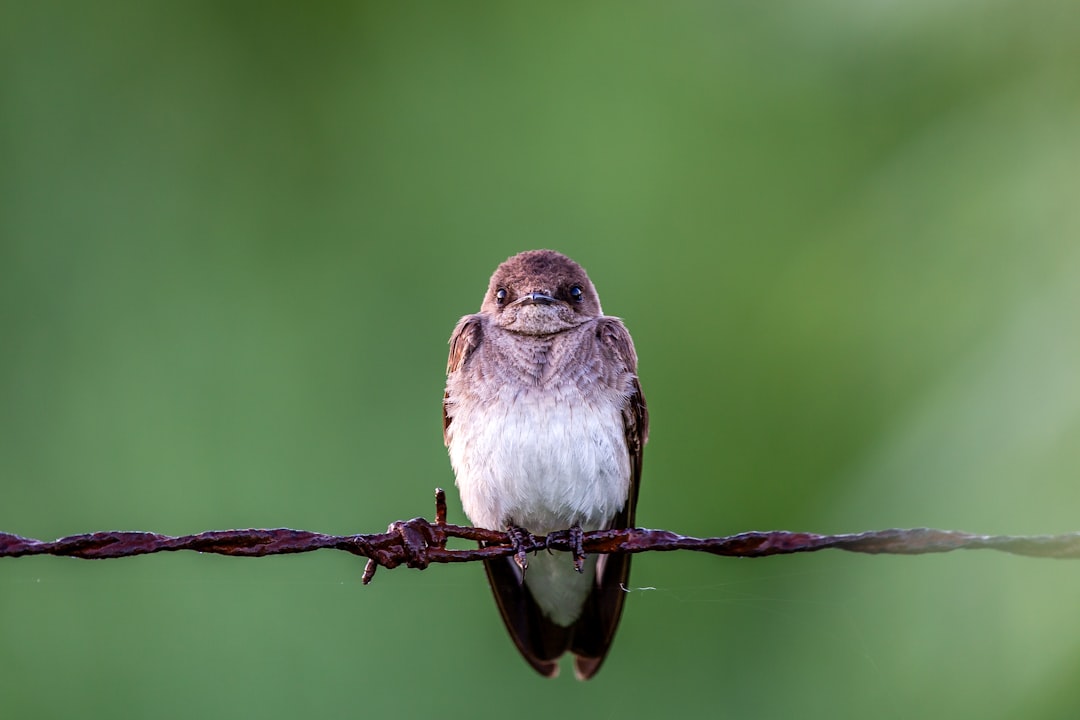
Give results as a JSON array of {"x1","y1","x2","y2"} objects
[{"x1": 2, "y1": 489, "x2": 1078, "y2": 583}]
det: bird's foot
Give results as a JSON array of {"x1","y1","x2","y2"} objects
[
  {"x1": 544, "y1": 525, "x2": 587, "y2": 572},
  {"x1": 506, "y1": 525, "x2": 539, "y2": 572}
]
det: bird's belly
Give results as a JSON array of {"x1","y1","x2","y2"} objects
[{"x1": 448, "y1": 387, "x2": 631, "y2": 535}]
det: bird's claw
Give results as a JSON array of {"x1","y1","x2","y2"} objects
[
  {"x1": 543, "y1": 525, "x2": 587, "y2": 572},
  {"x1": 507, "y1": 525, "x2": 539, "y2": 572}
]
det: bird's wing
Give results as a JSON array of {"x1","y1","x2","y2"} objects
[
  {"x1": 481, "y1": 550, "x2": 572, "y2": 677},
  {"x1": 570, "y1": 317, "x2": 648, "y2": 680},
  {"x1": 443, "y1": 315, "x2": 482, "y2": 444}
]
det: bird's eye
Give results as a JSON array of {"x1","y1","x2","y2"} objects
[
  {"x1": 495, "y1": 288, "x2": 508, "y2": 304},
  {"x1": 570, "y1": 286, "x2": 584, "y2": 302}
]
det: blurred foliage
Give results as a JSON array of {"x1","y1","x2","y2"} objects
[{"x1": 3, "y1": 1, "x2": 1080, "y2": 717}]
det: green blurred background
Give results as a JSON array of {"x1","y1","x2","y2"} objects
[{"x1": 3, "y1": 1, "x2": 1080, "y2": 717}]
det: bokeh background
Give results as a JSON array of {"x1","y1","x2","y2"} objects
[{"x1": 3, "y1": 2, "x2": 1080, "y2": 718}]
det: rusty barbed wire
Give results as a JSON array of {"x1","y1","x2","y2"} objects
[{"x1": 2, "y1": 489, "x2": 1079, "y2": 583}]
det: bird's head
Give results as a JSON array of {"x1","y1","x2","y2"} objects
[{"x1": 480, "y1": 250, "x2": 603, "y2": 335}]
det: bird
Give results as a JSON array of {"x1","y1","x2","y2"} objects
[{"x1": 442, "y1": 249, "x2": 647, "y2": 679}]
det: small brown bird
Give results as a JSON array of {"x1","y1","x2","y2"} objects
[{"x1": 442, "y1": 249, "x2": 647, "y2": 679}]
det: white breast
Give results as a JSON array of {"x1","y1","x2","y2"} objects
[{"x1": 447, "y1": 380, "x2": 631, "y2": 535}]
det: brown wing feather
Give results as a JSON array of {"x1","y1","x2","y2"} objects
[
  {"x1": 443, "y1": 315, "x2": 482, "y2": 443},
  {"x1": 571, "y1": 318, "x2": 648, "y2": 679},
  {"x1": 481, "y1": 555, "x2": 570, "y2": 678}
]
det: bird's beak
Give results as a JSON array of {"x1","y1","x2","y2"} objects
[{"x1": 513, "y1": 292, "x2": 557, "y2": 306}]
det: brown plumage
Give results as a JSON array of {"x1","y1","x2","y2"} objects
[{"x1": 443, "y1": 249, "x2": 648, "y2": 679}]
